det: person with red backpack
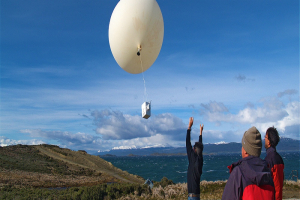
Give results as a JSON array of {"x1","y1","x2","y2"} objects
[
  {"x1": 264, "y1": 127, "x2": 284, "y2": 200},
  {"x1": 222, "y1": 126, "x2": 275, "y2": 200}
]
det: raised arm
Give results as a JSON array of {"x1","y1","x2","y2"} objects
[
  {"x1": 186, "y1": 117, "x2": 194, "y2": 160},
  {"x1": 188, "y1": 117, "x2": 193, "y2": 130},
  {"x1": 199, "y1": 124, "x2": 203, "y2": 143}
]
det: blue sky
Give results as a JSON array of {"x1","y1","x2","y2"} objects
[{"x1": 1, "y1": 0, "x2": 299, "y2": 153}]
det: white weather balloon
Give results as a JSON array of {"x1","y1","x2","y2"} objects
[{"x1": 109, "y1": 0, "x2": 164, "y2": 74}]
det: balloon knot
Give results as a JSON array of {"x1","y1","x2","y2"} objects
[{"x1": 137, "y1": 45, "x2": 142, "y2": 56}]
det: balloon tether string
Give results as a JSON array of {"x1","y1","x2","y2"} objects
[{"x1": 139, "y1": 54, "x2": 148, "y2": 102}]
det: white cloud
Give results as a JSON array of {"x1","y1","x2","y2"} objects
[
  {"x1": 20, "y1": 129, "x2": 99, "y2": 145},
  {"x1": 91, "y1": 110, "x2": 151, "y2": 140},
  {"x1": 13, "y1": 112, "x2": 188, "y2": 151},
  {"x1": 236, "y1": 106, "x2": 287, "y2": 124},
  {"x1": 254, "y1": 101, "x2": 300, "y2": 137},
  {"x1": 112, "y1": 145, "x2": 137, "y2": 150},
  {"x1": 214, "y1": 141, "x2": 228, "y2": 145},
  {"x1": 91, "y1": 110, "x2": 186, "y2": 140},
  {"x1": 110, "y1": 134, "x2": 177, "y2": 150},
  {"x1": 0, "y1": 136, "x2": 45, "y2": 147},
  {"x1": 15, "y1": 97, "x2": 298, "y2": 151},
  {"x1": 4, "y1": 97, "x2": 298, "y2": 152},
  {"x1": 199, "y1": 98, "x2": 299, "y2": 140},
  {"x1": 150, "y1": 113, "x2": 186, "y2": 133},
  {"x1": 17, "y1": 129, "x2": 116, "y2": 151},
  {"x1": 201, "y1": 99, "x2": 291, "y2": 124}
]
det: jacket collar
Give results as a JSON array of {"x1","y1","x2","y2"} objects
[
  {"x1": 227, "y1": 156, "x2": 260, "y2": 173},
  {"x1": 266, "y1": 146, "x2": 276, "y2": 154}
]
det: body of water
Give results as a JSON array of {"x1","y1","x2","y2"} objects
[{"x1": 102, "y1": 152, "x2": 299, "y2": 183}]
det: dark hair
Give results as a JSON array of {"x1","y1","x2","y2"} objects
[
  {"x1": 266, "y1": 127, "x2": 280, "y2": 147},
  {"x1": 194, "y1": 142, "x2": 203, "y2": 156}
]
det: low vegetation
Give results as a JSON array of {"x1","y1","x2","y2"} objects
[
  {"x1": 0, "y1": 145, "x2": 95, "y2": 176},
  {"x1": 0, "y1": 182, "x2": 151, "y2": 200},
  {"x1": 0, "y1": 145, "x2": 299, "y2": 199},
  {"x1": 1, "y1": 178, "x2": 299, "y2": 200},
  {"x1": 0, "y1": 144, "x2": 144, "y2": 188}
]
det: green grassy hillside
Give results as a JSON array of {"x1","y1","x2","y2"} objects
[{"x1": 0, "y1": 144, "x2": 144, "y2": 188}]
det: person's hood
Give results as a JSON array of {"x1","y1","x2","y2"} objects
[{"x1": 228, "y1": 156, "x2": 273, "y2": 186}]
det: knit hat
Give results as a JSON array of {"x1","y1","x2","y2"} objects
[{"x1": 242, "y1": 126, "x2": 262, "y2": 157}]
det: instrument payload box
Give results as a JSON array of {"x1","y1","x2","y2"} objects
[{"x1": 142, "y1": 102, "x2": 151, "y2": 119}]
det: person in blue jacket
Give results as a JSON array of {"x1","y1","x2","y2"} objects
[{"x1": 186, "y1": 117, "x2": 203, "y2": 200}]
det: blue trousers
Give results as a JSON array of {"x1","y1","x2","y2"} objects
[{"x1": 188, "y1": 196, "x2": 200, "y2": 200}]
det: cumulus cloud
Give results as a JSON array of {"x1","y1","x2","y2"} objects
[
  {"x1": 200, "y1": 99, "x2": 299, "y2": 139},
  {"x1": 254, "y1": 101, "x2": 300, "y2": 138},
  {"x1": 90, "y1": 110, "x2": 186, "y2": 141},
  {"x1": 12, "y1": 111, "x2": 190, "y2": 151},
  {"x1": 150, "y1": 113, "x2": 186, "y2": 139},
  {"x1": 201, "y1": 99, "x2": 289, "y2": 123},
  {"x1": 235, "y1": 97, "x2": 288, "y2": 124},
  {"x1": 0, "y1": 136, "x2": 45, "y2": 147},
  {"x1": 91, "y1": 110, "x2": 151, "y2": 140},
  {"x1": 9, "y1": 98, "x2": 298, "y2": 152}
]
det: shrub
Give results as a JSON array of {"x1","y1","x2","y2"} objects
[{"x1": 153, "y1": 177, "x2": 174, "y2": 188}]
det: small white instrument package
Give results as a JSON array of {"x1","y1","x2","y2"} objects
[{"x1": 141, "y1": 101, "x2": 151, "y2": 119}]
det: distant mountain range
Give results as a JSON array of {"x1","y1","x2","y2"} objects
[{"x1": 98, "y1": 137, "x2": 299, "y2": 157}]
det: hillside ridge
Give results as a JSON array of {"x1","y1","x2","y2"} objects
[
  {"x1": 35, "y1": 145, "x2": 143, "y2": 183},
  {"x1": 0, "y1": 144, "x2": 144, "y2": 188}
]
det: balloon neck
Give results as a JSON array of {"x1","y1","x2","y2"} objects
[{"x1": 137, "y1": 45, "x2": 142, "y2": 56}]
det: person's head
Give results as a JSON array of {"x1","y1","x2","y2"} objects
[
  {"x1": 193, "y1": 142, "x2": 203, "y2": 156},
  {"x1": 241, "y1": 126, "x2": 262, "y2": 157},
  {"x1": 265, "y1": 126, "x2": 280, "y2": 149}
]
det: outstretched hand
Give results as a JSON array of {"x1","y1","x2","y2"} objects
[
  {"x1": 188, "y1": 117, "x2": 194, "y2": 129},
  {"x1": 200, "y1": 124, "x2": 204, "y2": 135}
]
